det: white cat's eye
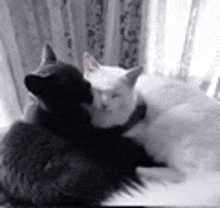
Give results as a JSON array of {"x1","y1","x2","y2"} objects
[
  {"x1": 112, "y1": 93, "x2": 120, "y2": 98},
  {"x1": 97, "y1": 90, "x2": 102, "y2": 95}
]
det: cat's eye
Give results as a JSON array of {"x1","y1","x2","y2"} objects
[
  {"x1": 96, "y1": 90, "x2": 102, "y2": 95},
  {"x1": 112, "y1": 93, "x2": 120, "y2": 98}
]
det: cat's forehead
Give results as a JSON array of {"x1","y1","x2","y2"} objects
[
  {"x1": 93, "y1": 78, "x2": 128, "y2": 94},
  {"x1": 102, "y1": 66, "x2": 125, "y2": 76},
  {"x1": 91, "y1": 74, "x2": 121, "y2": 89},
  {"x1": 89, "y1": 66, "x2": 124, "y2": 84}
]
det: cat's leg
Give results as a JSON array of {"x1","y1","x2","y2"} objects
[{"x1": 136, "y1": 167, "x2": 185, "y2": 183}]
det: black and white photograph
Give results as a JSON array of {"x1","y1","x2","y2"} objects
[{"x1": 0, "y1": 0, "x2": 220, "y2": 206}]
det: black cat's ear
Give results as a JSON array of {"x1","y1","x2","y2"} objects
[
  {"x1": 124, "y1": 66, "x2": 143, "y2": 87},
  {"x1": 83, "y1": 52, "x2": 100, "y2": 75},
  {"x1": 25, "y1": 74, "x2": 55, "y2": 95},
  {"x1": 41, "y1": 44, "x2": 57, "y2": 64}
]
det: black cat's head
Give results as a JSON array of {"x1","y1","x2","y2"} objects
[{"x1": 24, "y1": 44, "x2": 93, "y2": 117}]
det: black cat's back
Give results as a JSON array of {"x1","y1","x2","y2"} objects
[
  {"x1": 1, "y1": 121, "x2": 98, "y2": 205},
  {"x1": 1, "y1": 120, "x2": 147, "y2": 205},
  {"x1": 1, "y1": 121, "x2": 66, "y2": 204}
]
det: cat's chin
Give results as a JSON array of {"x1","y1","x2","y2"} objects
[
  {"x1": 91, "y1": 115, "x2": 127, "y2": 128},
  {"x1": 100, "y1": 108, "x2": 113, "y2": 114},
  {"x1": 85, "y1": 104, "x2": 113, "y2": 114},
  {"x1": 92, "y1": 121, "x2": 115, "y2": 128}
]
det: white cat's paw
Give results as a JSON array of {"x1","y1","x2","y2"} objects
[{"x1": 136, "y1": 167, "x2": 185, "y2": 184}]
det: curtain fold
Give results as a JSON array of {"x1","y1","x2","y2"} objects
[
  {"x1": 103, "y1": 0, "x2": 120, "y2": 66},
  {"x1": 0, "y1": 40, "x2": 21, "y2": 126},
  {"x1": 0, "y1": 0, "x2": 27, "y2": 112},
  {"x1": 68, "y1": 0, "x2": 87, "y2": 69}
]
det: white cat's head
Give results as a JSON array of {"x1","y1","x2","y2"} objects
[{"x1": 83, "y1": 52, "x2": 143, "y2": 127}]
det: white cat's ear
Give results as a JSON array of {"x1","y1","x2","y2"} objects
[
  {"x1": 41, "y1": 44, "x2": 57, "y2": 64},
  {"x1": 83, "y1": 52, "x2": 100, "y2": 74},
  {"x1": 125, "y1": 66, "x2": 143, "y2": 87}
]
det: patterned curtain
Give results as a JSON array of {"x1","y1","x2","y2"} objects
[
  {"x1": 85, "y1": 0, "x2": 144, "y2": 69},
  {"x1": 0, "y1": 0, "x2": 220, "y2": 127}
]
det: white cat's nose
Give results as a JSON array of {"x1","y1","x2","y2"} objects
[{"x1": 101, "y1": 104, "x2": 108, "y2": 111}]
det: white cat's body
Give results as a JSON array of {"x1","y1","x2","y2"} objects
[{"x1": 133, "y1": 74, "x2": 220, "y2": 173}]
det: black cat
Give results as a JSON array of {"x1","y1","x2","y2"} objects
[{"x1": 0, "y1": 45, "x2": 154, "y2": 206}]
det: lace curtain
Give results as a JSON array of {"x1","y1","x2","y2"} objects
[
  {"x1": 85, "y1": 0, "x2": 144, "y2": 68},
  {"x1": 0, "y1": 0, "x2": 220, "y2": 127}
]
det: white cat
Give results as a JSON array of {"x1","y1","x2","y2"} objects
[
  {"x1": 83, "y1": 52, "x2": 145, "y2": 129},
  {"x1": 83, "y1": 52, "x2": 220, "y2": 179}
]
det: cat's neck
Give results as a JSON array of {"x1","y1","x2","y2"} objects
[{"x1": 24, "y1": 102, "x2": 90, "y2": 137}]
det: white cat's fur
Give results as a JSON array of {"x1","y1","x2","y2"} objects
[
  {"x1": 83, "y1": 52, "x2": 220, "y2": 176},
  {"x1": 135, "y1": 74, "x2": 220, "y2": 174},
  {"x1": 83, "y1": 52, "x2": 144, "y2": 128}
]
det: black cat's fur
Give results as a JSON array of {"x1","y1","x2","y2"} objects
[{"x1": 0, "y1": 45, "x2": 155, "y2": 206}]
